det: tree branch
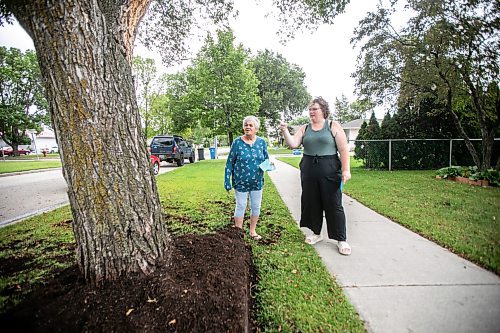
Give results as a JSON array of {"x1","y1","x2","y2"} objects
[{"x1": 120, "y1": 0, "x2": 152, "y2": 64}]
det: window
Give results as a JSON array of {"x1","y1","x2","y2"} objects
[{"x1": 152, "y1": 138, "x2": 173, "y2": 146}]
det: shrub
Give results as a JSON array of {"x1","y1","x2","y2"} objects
[
  {"x1": 468, "y1": 168, "x2": 499, "y2": 186},
  {"x1": 436, "y1": 166, "x2": 463, "y2": 179}
]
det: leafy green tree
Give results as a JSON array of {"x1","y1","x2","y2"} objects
[
  {"x1": 251, "y1": 49, "x2": 310, "y2": 124},
  {"x1": 364, "y1": 112, "x2": 380, "y2": 139},
  {"x1": 377, "y1": 112, "x2": 393, "y2": 167},
  {"x1": 352, "y1": 0, "x2": 499, "y2": 171},
  {"x1": 350, "y1": 98, "x2": 374, "y2": 120},
  {"x1": 379, "y1": 112, "x2": 394, "y2": 139},
  {"x1": 0, "y1": 46, "x2": 48, "y2": 155},
  {"x1": 139, "y1": 0, "x2": 350, "y2": 65},
  {"x1": 187, "y1": 29, "x2": 261, "y2": 145},
  {"x1": 251, "y1": 49, "x2": 311, "y2": 147},
  {"x1": 333, "y1": 94, "x2": 350, "y2": 123},
  {"x1": 354, "y1": 120, "x2": 368, "y2": 161},
  {"x1": 0, "y1": 0, "x2": 350, "y2": 284},
  {"x1": 191, "y1": 124, "x2": 211, "y2": 146},
  {"x1": 363, "y1": 112, "x2": 383, "y2": 168},
  {"x1": 334, "y1": 95, "x2": 373, "y2": 123},
  {"x1": 289, "y1": 116, "x2": 310, "y2": 125},
  {"x1": 132, "y1": 56, "x2": 161, "y2": 139},
  {"x1": 162, "y1": 71, "x2": 195, "y2": 135},
  {"x1": 148, "y1": 93, "x2": 171, "y2": 137}
]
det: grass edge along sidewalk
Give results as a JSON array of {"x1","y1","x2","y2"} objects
[
  {"x1": 278, "y1": 156, "x2": 500, "y2": 276},
  {"x1": 0, "y1": 160, "x2": 62, "y2": 174},
  {"x1": 0, "y1": 160, "x2": 365, "y2": 332}
]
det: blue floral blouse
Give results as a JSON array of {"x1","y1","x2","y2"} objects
[{"x1": 224, "y1": 136, "x2": 269, "y2": 192}]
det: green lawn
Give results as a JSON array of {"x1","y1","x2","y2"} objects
[
  {"x1": 268, "y1": 147, "x2": 297, "y2": 155},
  {"x1": 279, "y1": 156, "x2": 500, "y2": 274},
  {"x1": 0, "y1": 207, "x2": 74, "y2": 312},
  {"x1": 0, "y1": 160, "x2": 62, "y2": 174},
  {"x1": 0, "y1": 160, "x2": 365, "y2": 332},
  {"x1": 218, "y1": 146, "x2": 295, "y2": 156}
]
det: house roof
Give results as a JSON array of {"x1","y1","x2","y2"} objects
[
  {"x1": 341, "y1": 118, "x2": 384, "y2": 129},
  {"x1": 35, "y1": 125, "x2": 56, "y2": 138},
  {"x1": 341, "y1": 119, "x2": 366, "y2": 129}
]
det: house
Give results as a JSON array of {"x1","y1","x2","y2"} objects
[
  {"x1": 30, "y1": 125, "x2": 58, "y2": 153},
  {"x1": 1, "y1": 125, "x2": 58, "y2": 153},
  {"x1": 341, "y1": 119, "x2": 366, "y2": 151},
  {"x1": 341, "y1": 118, "x2": 383, "y2": 151}
]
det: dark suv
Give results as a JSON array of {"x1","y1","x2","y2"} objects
[{"x1": 150, "y1": 135, "x2": 195, "y2": 167}]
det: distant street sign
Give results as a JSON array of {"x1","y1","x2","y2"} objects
[{"x1": 26, "y1": 129, "x2": 39, "y2": 160}]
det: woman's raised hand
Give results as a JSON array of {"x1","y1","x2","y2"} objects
[{"x1": 279, "y1": 121, "x2": 288, "y2": 132}]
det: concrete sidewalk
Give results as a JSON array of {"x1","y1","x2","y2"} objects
[{"x1": 268, "y1": 157, "x2": 500, "y2": 333}]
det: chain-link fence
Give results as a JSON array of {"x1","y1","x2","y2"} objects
[{"x1": 352, "y1": 138, "x2": 500, "y2": 170}]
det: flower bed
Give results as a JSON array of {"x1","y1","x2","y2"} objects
[
  {"x1": 436, "y1": 175, "x2": 490, "y2": 187},
  {"x1": 435, "y1": 166, "x2": 498, "y2": 187}
]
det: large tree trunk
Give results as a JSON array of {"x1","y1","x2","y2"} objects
[{"x1": 9, "y1": 0, "x2": 169, "y2": 286}]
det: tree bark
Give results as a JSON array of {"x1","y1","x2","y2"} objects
[{"x1": 8, "y1": 0, "x2": 169, "y2": 286}]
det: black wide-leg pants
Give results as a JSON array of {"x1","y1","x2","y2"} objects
[{"x1": 299, "y1": 154, "x2": 346, "y2": 241}]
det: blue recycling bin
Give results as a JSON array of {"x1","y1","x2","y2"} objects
[{"x1": 209, "y1": 147, "x2": 216, "y2": 159}]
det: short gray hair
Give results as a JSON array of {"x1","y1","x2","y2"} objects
[{"x1": 242, "y1": 116, "x2": 260, "y2": 130}]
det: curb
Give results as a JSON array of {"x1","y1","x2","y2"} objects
[
  {"x1": 0, "y1": 201, "x2": 69, "y2": 228},
  {"x1": 0, "y1": 167, "x2": 62, "y2": 177}
]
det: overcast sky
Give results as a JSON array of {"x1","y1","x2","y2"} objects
[
  {"x1": 230, "y1": 0, "x2": 378, "y2": 104},
  {"x1": 0, "y1": 0, "x2": 391, "y2": 116}
]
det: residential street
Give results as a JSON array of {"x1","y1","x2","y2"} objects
[
  {"x1": 0, "y1": 163, "x2": 178, "y2": 227},
  {"x1": 0, "y1": 169, "x2": 67, "y2": 227}
]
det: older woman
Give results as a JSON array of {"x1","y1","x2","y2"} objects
[
  {"x1": 224, "y1": 116, "x2": 269, "y2": 240},
  {"x1": 279, "y1": 97, "x2": 352, "y2": 255}
]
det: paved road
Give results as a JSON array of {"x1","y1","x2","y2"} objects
[
  {"x1": 0, "y1": 162, "x2": 179, "y2": 227},
  {"x1": 0, "y1": 169, "x2": 68, "y2": 227}
]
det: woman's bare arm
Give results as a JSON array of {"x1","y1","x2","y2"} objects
[
  {"x1": 331, "y1": 121, "x2": 351, "y2": 183},
  {"x1": 279, "y1": 122, "x2": 306, "y2": 149}
]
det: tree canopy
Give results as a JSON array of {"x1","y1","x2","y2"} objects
[
  {"x1": 137, "y1": 0, "x2": 351, "y2": 65},
  {"x1": 352, "y1": 0, "x2": 499, "y2": 170},
  {"x1": 333, "y1": 94, "x2": 371, "y2": 123},
  {"x1": 132, "y1": 56, "x2": 162, "y2": 139},
  {"x1": 139, "y1": 41, "x2": 312, "y2": 145},
  {"x1": 186, "y1": 29, "x2": 261, "y2": 145},
  {"x1": 251, "y1": 49, "x2": 310, "y2": 125},
  {"x1": 0, "y1": 46, "x2": 48, "y2": 153}
]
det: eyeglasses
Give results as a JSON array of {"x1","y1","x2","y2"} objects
[{"x1": 309, "y1": 107, "x2": 320, "y2": 112}]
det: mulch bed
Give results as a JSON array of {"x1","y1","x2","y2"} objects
[{"x1": 0, "y1": 227, "x2": 256, "y2": 332}]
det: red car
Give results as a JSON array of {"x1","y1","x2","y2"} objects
[
  {"x1": 0, "y1": 147, "x2": 30, "y2": 156},
  {"x1": 0, "y1": 147, "x2": 11, "y2": 156},
  {"x1": 150, "y1": 154, "x2": 160, "y2": 175}
]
